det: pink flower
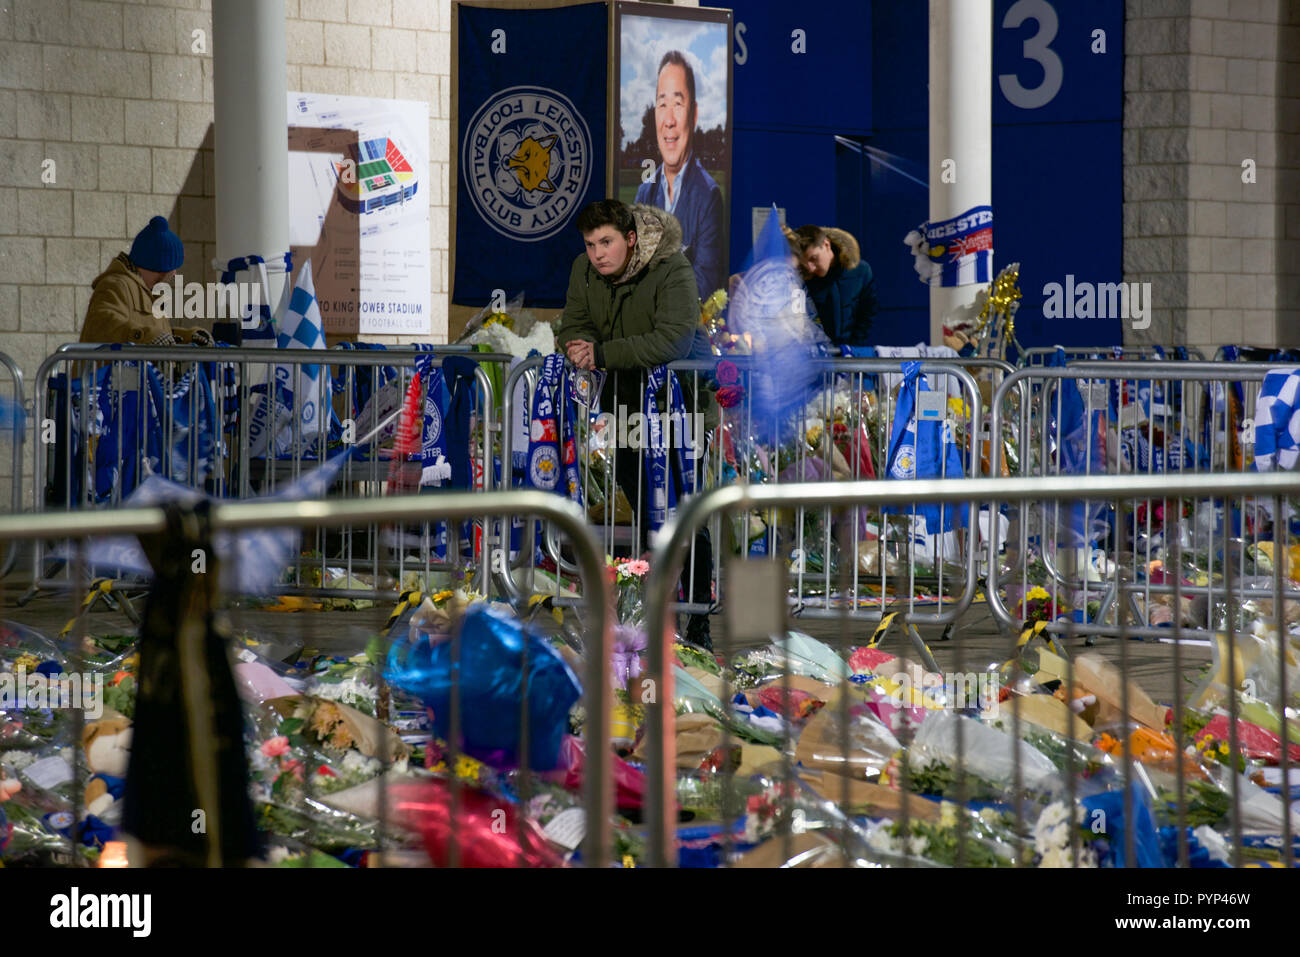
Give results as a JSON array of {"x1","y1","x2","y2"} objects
[
  {"x1": 620, "y1": 559, "x2": 650, "y2": 577},
  {"x1": 283, "y1": 759, "x2": 305, "y2": 782},
  {"x1": 261, "y1": 735, "x2": 290, "y2": 758}
]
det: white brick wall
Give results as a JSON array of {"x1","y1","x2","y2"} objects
[
  {"x1": 1126, "y1": 0, "x2": 1299, "y2": 353},
  {"x1": 0, "y1": 0, "x2": 450, "y2": 509}
]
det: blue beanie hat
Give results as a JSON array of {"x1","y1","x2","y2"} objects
[{"x1": 129, "y1": 216, "x2": 184, "y2": 272}]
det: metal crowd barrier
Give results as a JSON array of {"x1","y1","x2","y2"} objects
[
  {"x1": 0, "y1": 489, "x2": 613, "y2": 867},
  {"x1": 499, "y1": 354, "x2": 1008, "y2": 627},
  {"x1": 643, "y1": 472, "x2": 1300, "y2": 868},
  {"x1": 675, "y1": 357, "x2": 988, "y2": 624},
  {"x1": 29, "y1": 344, "x2": 513, "y2": 602},
  {"x1": 0, "y1": 351, "x2": 24, "y2": 577},
  {"x1": 1018, "y1": 345, "x2": 1207, "y2": 367},
  {"x1": 986, "y1": 360, "x2": 1287, "y2": 638}
]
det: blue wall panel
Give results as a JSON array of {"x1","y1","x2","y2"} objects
[{"x1": 721, "y1": 0, "x2": 1125, "y2": 350}]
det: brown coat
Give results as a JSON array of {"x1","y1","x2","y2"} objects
[{"x1": 79, "y1": 253, "x2": 208, "y2": 346}]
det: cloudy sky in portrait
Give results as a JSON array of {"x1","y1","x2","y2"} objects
[{"x1": 619, "y1": 15, "x2": 728, "y2": 152}]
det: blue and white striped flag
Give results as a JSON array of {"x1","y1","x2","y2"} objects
[
  {"x1": 247, "y1": 260, "x2": 329, "y2": 457},
  {"x1": 1253, "y1": 367, "x2": 1300, "y2": 471}
]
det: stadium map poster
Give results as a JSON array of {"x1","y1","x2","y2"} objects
[{"x1": 287, "y1": 92, "x2": 431, "y2": 337}]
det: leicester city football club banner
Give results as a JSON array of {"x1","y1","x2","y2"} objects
[
  {"x1": 454, "y1": 3, "x2": 608, "y2": 307},
  {"x1": 906, "y1": 205, "x2": 994, "y2": 288}
]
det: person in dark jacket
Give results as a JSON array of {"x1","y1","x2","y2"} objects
[
  {"x1": 557, "y1": 199, "x2": 716, "y2": 649},
  {"x1": 633, "y1": 50, "x2": 726, "y2": 302},
  {"x1": 785, "y1": 225, "x2": 877, "y2": 347}
]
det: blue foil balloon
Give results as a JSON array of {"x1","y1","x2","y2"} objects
[{"x1": 385, "y1": 603, "x2": 582, "y2": 771}]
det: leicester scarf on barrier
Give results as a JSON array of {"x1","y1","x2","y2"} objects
[
  {"x1": 883, "y1": 361, "x2": 967, "y2": 534},
  {"x1": 643, "y1": 364, "x2": 694, "y2": 532},
  {"x1": 526, "y1": 354, "x2": 583, "y2": 506}
]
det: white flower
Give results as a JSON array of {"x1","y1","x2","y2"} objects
[
  {"x1": 1037, "y1": 846, "x2": 1069, "y2": 868},
  {"x1": 308, "y1": 676, "x2": 378, "y2": 707},
  {"x1": 1037, "y1": 801, "x2": 1069, "y2": 831},
  {"x1": 1033, "y1": 801, "x2": 1076, "y2": 854},
  {"x1": 1038, "y1": 844, "x2": 1098, "y2": 868},
  {"x1": 1045, "y1": 822, "x2": 1069, "y2": 849},
  {"x1": 867, "y1": 824, "x2": 899, "y2": 856},
  {"x1": 906, "y1": 834, "x2": 929, "y2": 856},
  {"x1": 341, "y1": 751, "x2": 380, "y2": 775}
]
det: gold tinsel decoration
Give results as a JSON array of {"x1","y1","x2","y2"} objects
[{"x1": 973, "y1": 262, "x2": 1023, "y2": 346}]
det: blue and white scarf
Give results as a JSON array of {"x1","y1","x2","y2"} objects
[
  {"x1": 643, "y1": 364, "x2": 694, "y2": 532},
  {"x1": 882, "y1": 361, "x2": 967, "y2": 533},
  {"x1": 526, "y1": 354, "x2": 582, "y2": 505},
  {"x1": 414, "y1": 353, "x2": 478, "y2": 560}
]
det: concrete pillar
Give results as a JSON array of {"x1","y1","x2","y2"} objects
[
  {"x1": 928, "y1": 0, "x2": 993, "y2": 346},
  {"x1": 213, "y1": 0, "x2": 290, "y2": 320}
]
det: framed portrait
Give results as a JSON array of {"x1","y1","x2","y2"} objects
[{"x1": 614, "y1": 2, "x2": 733, "y2": 301}]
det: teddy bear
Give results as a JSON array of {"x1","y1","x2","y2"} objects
[{"x1": 83, "y1": 715, "x2": 132, "y2": 826}]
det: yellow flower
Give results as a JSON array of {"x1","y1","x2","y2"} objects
[
  {"x1": 1217, "y1": 742, "x2": 1230, "y2": 756},
  {"x1": 12, "y1": 653, "x2": 39, "y2": 673},
  {"x1": 430, "y1": 590, "x2": 454, "y2": 604},
  {"x1": 454, "y1": 754, "x2": 483, "y2": 780},
  {"x1": 1025, "y1": 586, "x2": 1051, "y2": 602}
]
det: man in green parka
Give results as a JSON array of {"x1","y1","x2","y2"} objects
[{"x1": 556, "y1": 199, "x2": 716, "y2": 649}]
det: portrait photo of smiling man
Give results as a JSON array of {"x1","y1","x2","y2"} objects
[{"x1": 617, "y1": 10, "x2": 731, "y2": 304}]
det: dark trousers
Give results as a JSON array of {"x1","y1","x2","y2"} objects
[{"x1": 612, "y1": 438, "x2": 713, "y2": 612}]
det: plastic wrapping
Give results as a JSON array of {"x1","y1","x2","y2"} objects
[
  {"x1": 612, "y1": 560, "x2": 649, "y2": 626},
  {"x1": 909, "y1": 711, "x2": 1061, "y2": 794}
]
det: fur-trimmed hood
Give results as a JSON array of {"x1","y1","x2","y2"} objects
[
  {"x1": 823, "y1": 227, "x2": 861, "y2": 271},
  {"x1": 613, "y1": 204, "x2": 684, "y2": 284}
]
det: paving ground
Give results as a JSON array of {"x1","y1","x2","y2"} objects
[{"x1": 0, "y1": 559, "x2": 1207, "y2": 709}]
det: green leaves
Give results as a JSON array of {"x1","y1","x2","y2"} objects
[{"x1": 277, "y1": 716, "x2": 308, "y2": 750}]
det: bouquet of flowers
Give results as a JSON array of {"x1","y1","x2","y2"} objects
[{"x1": 610, "y1": 558, "x2": 650, "y2": 625}]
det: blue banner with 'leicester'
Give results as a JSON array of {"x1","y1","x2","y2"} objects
[
  {"x1": 914, "y1": 205, "x2": 994, "y2": 287},
  {"x1": 455, "y1": 4, "x2": 607, "y2": 307}
]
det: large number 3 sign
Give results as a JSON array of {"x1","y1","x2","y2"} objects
[{"x1": 999, "y1": 0, "x2": 1063, "y2": 109}]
